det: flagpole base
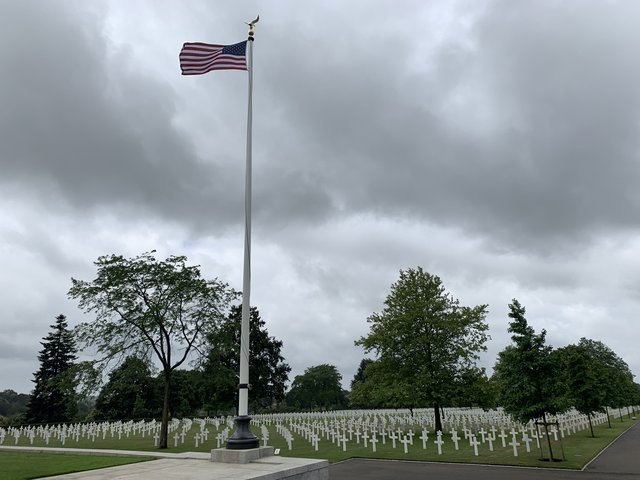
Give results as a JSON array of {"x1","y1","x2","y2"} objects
[{"x1": 226, "y1": 415, "x2": 260, "y2": 450}]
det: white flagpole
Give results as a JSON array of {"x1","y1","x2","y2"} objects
[
  {"x1": 227, "y1": 16, "x2": 259, "y2": 450},
  {"x1": 238, "y1": 26, "x2": 253, "y2": 419}
]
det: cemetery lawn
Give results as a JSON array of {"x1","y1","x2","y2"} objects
[
  {"x1": 5, "y1": 415, "x2": 638, "y2": 471},
  {"x1": 273, "y1": 416, "x2": 640, "y2": 469},
  {"x1": 0, "y1": 451, "x2": 154, "y2": 480}
]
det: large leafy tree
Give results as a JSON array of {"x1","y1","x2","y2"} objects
[
  {"x1": 201, "y1": 305, "x2": 290, "y2": 414},
  {"x1": 26, "y1": 314, "x2": 78, "y2": 424},
  {"x1": 94, "y1": 356, "x2": 156, "y2": 421},
  {"x1": 449, "y1": 366, "x2": 497, "y2": 409},
  {"x1": 356, "y1": 267, "x2": 489, "y2": 431},
  {"x1": 554, "y1": 344, "x2": 605, "y2": 437},
  {"x1": 350, "y1": 358, "x2": 374, "y2": 390},
  {"x1": 577, "y1": 338, "x2": 635, "y2": 422},
  {"x1": 0, "y1": 390, "x2": 30, "y2": 417},
  {"x1": 349, "y1": 359, "x2": 414, "y2": 411},
  {"x1": 286, "y1": 364, "x2": 347, "y2": 411},
  {"x1": 69, "y1": 251, "x2": 237, "y2": 448},
  {"x1": 348, "y1": 358, "x2": 374, "y2": 408},
  {"x1": 493, "y1": 299, "x2": 568, "y2": 459}
]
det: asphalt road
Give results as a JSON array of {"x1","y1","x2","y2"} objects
[{"x1": 329, "y1": 422, "x2": 640, "y2": 480}]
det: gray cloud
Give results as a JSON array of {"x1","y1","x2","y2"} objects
[
  {"x1": 1, "y1": 0, "x2": 640, "y2": 393},
  {"x1": 247, "y1": 1, "x2": 640, "y2": 255}
]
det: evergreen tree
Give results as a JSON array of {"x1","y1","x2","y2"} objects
[
  {"x1": 201, "y1": 305, "x2": 290, "y2": 413},
  {"x1": 26, "y1": 314, "x2": 78, "y2": 424}
]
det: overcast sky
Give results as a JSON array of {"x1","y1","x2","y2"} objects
[{"x1": 2, "y1": 0, "x2": 640, "y2": 395}]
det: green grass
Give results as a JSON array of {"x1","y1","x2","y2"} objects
[
  {"x1": 4, "y1": 425, "x2": 211, "y2": 453},
  {"x1": 271, "y1": 416, "x2": 639, "y2": 469},
  {"x1": 0, "y1": 451, "x2": 153, "y2": 480},
  {"x1": 2, "y1": 414, "x2": 637, "y2": 477}
]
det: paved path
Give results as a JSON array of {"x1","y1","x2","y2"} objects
[
  {"x1": 583, "y1": 419, "x2": 640, "y2": 476},
  {"x1": 1, "y1": 446, "x2": 328, "y2": 479},
  {"x1": 329, "y1": 422, "x2": 640, "y2": 480}
]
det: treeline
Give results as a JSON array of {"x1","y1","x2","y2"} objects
[
  {"x1": 349, "y1": 271, "x2": 640, "y2": 437},
  {"x1": 6, "y1": 257, "x2": 639, "y2": 441},
  {"x1": 0, "y1": 390, "x2": 29, "y2": 417},
  {"x1": 4, "y1": 305, "x2": 291, "y2": 428}
]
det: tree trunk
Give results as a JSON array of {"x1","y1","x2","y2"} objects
[
  {"x1": 434, "y1": 403, "x2": 443, "y2": 433},
  {"x1": 542, "y1": 412, "x2": 554, "y2": 461},
  {"x1": 605, "y1": 406, "x2": 612, "y2": 428},
  {"x1": 159, "y1": 370, "x2": 171, "y2": 449},
  {"x1": 588, "y1": 413, "x2": 594, "y2": 437}
]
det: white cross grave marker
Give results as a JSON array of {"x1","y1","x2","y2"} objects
[
  {"x1": 434, "y1": 431, "x2": 444, "y2": 455},
  {"x1": 370, "y1": 433, "x2": 378, "y2": 453},
  {"x1": 389, "y1": 431, "x2": 397, "y2": 449},
  {"x1": 420, "y1": 430, "x2": 428, "y2": 450},
  {"x1": 509, "y1": 436, "x2": 520, "y2": 457},
  {"x1": 470, "y1": 435, "x2": 480, "y2": 456},
  {"x1": 498, "y1": 429, "x2": 508, "y2": 448},
  {"x1": 451, "y1": 429, "x2": 460, "y2": 450}
]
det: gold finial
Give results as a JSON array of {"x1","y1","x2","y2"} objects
[{"x1": 246, "y1": 15, "x2": 259, "y2": 37}]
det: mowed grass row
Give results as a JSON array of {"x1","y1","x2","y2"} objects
[
  {"x1": 1, "y1": 415, "x2": 638, "y2": 479},
  {"x1": 271, "y1": 416, "x2": 639, "y2": 469},
  {"x1": 0, "y1": 451, "x2": 153, "y2": 480}
]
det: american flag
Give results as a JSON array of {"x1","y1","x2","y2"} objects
[{"x1": 179, "y1": 41, "x2": 247, "y2": 75}]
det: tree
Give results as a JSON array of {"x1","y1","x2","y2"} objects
[
  {"x1": 200, "y1": 305, "x2": 290, "y2": 414},
  {"x1": 449, "y1": 366, "x2": 497, "y2": 409},
  {"x1": 348, "y1": 358, "x2": 374, "y2": 408},
  {"x1": 0, "y1": 390, "x2": 30, "y2": 417},
  {"x1": 69, "y1": 251, "x2": 237, "y2": 448},
  {"x1": 161, "y1": 369, "x2": 206, "y2": 418},
  {"x1": 493, "y1": 299, "x2": 568, "y2": 460},
  {"x1": 94, "y1": 356, "x2": 156, "y2": 421},
  {"x1": 356, "y1": 267, "x2": 489, "y2": 431},
  {"x1": 351, "y1": 358, "x2": 374, "y2": 389},
  {"x1": 349, "y1": 359, "x2": 413, "y2": 411},
  {"x1": 577, "y1": 338, "x2": 636, "y2": 424},
  {"x1": 554, "y1": 345, "x2": 605, "y2": 437},
  {"x1": 286, "y1": 364, "x2": 347, "y2": 410},
  {"x1": 26, "y1": 314, "x2": 78, "y2": 424}
]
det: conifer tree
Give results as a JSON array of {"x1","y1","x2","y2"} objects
[
  {"x1": 201, "y1": 305, "x2": 290, "y2": 413},
  {"x1": 26, "y1": 314, "x2": 78, "y2": 424}
]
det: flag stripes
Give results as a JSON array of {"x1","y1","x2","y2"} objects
[{"x1": 179, "y1": 41, "x2": 247, "y2": 75}]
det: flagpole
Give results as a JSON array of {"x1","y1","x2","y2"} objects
[{"x1": 226, "y1": 17, "x2": 259, "y2": 450}]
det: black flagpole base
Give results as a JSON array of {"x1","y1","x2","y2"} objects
[{"x1": 226, "y1": 415, "x2": 259, "y2": 450}]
